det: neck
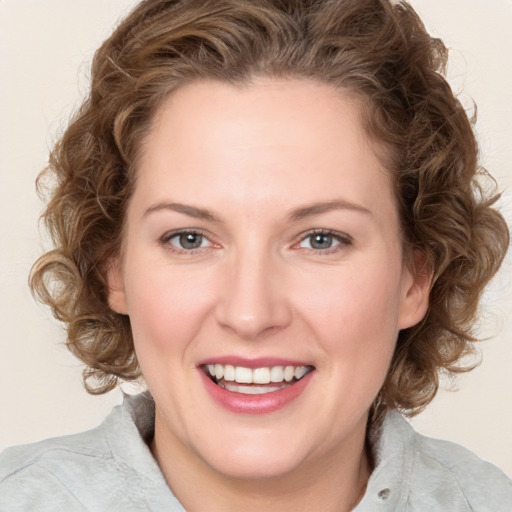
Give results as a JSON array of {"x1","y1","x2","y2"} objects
[{"x1": 150, "y1": 414, "x2": 372, "y2": 512}]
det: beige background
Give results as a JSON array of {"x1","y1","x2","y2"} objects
[{"x1": 1, "y1": 0, "x2": 511, "y2": 477}]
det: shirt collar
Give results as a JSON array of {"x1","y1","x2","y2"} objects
[
  {"x1": 354, "y1": 410, "x2": 414, "y2": 511},
  {"x1": 115, "y1": 394, "x2": 415, "y2": 511}
]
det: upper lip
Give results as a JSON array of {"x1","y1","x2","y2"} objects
[{"x1": 197, "y1": 356, "x2": 313, "y2": 369}]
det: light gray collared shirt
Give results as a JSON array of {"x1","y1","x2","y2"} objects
[{"x1": 1, "y1": 393, "x2": 511, "y2": 511}]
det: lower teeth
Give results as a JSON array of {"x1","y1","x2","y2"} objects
[{"x1": 217, "y1": 379, "x2": 295, "y2": 395}]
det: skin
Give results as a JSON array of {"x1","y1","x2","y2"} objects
[{"x1": 108, "y1": 78, "x2": 430, "y2": 511}]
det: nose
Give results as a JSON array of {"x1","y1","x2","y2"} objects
[{"x1": 214, "y1": 247, "x2": 292, "y2": 340}]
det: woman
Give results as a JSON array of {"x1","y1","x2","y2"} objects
[{"x1": 1, "y1": 0, "x2": 510, "y2": 510}]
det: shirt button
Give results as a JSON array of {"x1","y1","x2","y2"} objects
[{"x1": 377, "y1": 488, "x2": 391, "y2": 501}]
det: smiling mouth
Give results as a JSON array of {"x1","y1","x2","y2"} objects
[{"x1": 203, "y1": 364, "x2": 315, "y2": 395}]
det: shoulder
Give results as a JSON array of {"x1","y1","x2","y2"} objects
[
  {"x1": 409, "y1": 421, "x2": 512, "y2": 510},
  {"x1": 365, "y1": 411, "x2": 512, "y2": 511},
  {"x1": 0, "y1": 423, "x2": 111, "y2": 478},
  {"x1": 1, "y1": 426, "x2": 121, "y2": 511},
  {"x1": 0, "y1": 396, "x2": 157, "y2": 511}
]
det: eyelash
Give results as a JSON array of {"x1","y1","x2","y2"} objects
[
  {"x1": 295, "y1": 229, "x2": 353, "y2": 254},
  {"x1": 159, "y1": 229, "x2": 213, "y2": 254},
  {"x1": 159, "y1": 228, "x2": 352, "y2": 256}
]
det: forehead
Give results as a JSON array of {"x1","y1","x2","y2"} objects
[
  {"x1": 144, "y1": 78, "x2": 369, "y2": 156},
  {"x1": 133, "y1": 78, "x2": 395, "y2": 221}
]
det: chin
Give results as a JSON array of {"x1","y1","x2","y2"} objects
[
  {"x1": 205, "y1": 448, "x2": 307, "y2": 481},
  {"x1": 189, "y1": 428, "x2": 311, "y2": 481}
]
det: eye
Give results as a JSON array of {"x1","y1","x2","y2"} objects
[
  {"x1": 303, "y1": 233, "x2": 337, "y2": 250},
  {"x1": 297, "y1": 230, "x2": 352, "y2": 252},
  {"x1": 161, "y1": 230, "x2": 212, "y2": 252}
]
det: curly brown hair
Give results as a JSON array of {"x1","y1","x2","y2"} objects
[{"x1": 31, "y1": 0, "x2": 509, "y2": 416}]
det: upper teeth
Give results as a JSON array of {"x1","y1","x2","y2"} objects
[{"x1": 206, "y1": 364, "x2": 309, "y2": 384}]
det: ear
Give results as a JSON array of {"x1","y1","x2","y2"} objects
[
  {"x1": 397, "y1": 250, "x2": 432, "y2": 330},
  {"x1": 106, "y1": 257, "x2": 128, "y2": 315}
]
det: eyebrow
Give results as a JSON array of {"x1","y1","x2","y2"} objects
[
  {"x1": 143, "y1": 198, "x2": 371, "y2": 223},
  {"x1": 143, "y1": 202, "x2": 222, "y2": 222},
  {"x1": 286, "y1": 199, "x2": 372, "y2": 222}
]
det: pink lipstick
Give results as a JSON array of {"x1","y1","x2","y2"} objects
[{"x1": 198, "y1": 358, "x2": 315, "y2": 414}]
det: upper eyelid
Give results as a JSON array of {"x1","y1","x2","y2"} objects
[
  {"x1": 159, "y1": 229, "x2": 217, "y2": 251},
  {"x1": 158, "y1": 228, "x2": 352, "y2": 249},
  {"x1": 297, "y1": 229, "x2": 352, "y2": 243},
  {"x1": 161, "y1": 227, "x2": 209, "y2": 240}
]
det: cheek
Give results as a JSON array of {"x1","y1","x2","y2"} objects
[
  {"x1": 124, "y1": 263, "x2": 217, "y2": 360},
  {"x1": 299, "y1": 259, "x2": 403, "y2": 366}
]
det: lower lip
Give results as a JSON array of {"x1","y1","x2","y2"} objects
[{"x1": 199, "y1": 370, "x2": 314, "y2": 414}]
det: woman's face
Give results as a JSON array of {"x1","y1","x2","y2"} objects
[{"x1": 109, "y1": 79, "x2": 428, "y2": 480}]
